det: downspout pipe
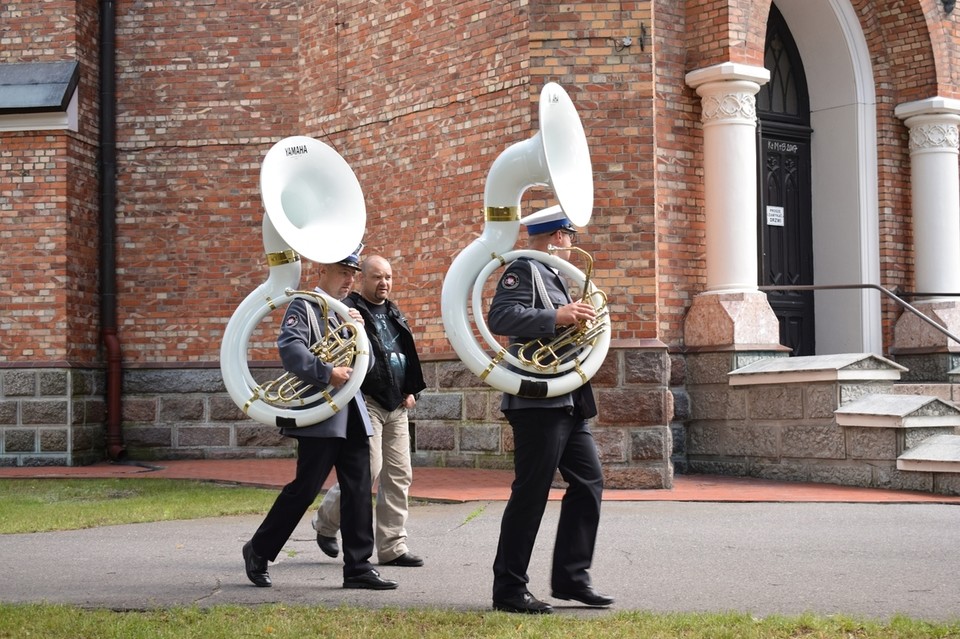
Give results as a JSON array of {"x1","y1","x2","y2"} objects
[{"x1": 99, "y1": 0, "x2": 125, "y2": 461}]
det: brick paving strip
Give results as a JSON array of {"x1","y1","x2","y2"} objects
[{"x1": 3, "y1": 459, "x2": 960, "y2": 504}]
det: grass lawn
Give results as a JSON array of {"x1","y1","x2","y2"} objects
[
  {"x1": 0, "y1": 478, "x2": 277, "y2": 533},
  {"x1": 1, "y1": 478, "x2": 958, "y2": 638}
]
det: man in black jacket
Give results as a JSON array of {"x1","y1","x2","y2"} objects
[{"x1": 312, "y1": 254, "x2": 427, "y2": 568}]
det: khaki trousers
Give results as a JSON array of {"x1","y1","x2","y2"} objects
[{"x1": 313, "y1": 397, "x2": 413, "y2": 562}]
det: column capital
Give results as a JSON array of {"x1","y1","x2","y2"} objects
[
  {"x1": 906, "y1": 119, "x2": 960, "y2": 154},
  {"x1": 895, "y1": 96, "x2": 960, "y2": 121},
  {"x1": 897, "y1": 97, "x2": 960, "y2": 296},
  {"x1": 685, "y1": 63, "x2": 769, "y2": 126},
  {"x1": 895, "y1": 97, "x2": 960, "y2": 153},
  {"x1": 685, "y1": 62, "x2": 770, "y2": 91}
]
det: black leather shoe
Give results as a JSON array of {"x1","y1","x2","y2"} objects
[
  {"x1": 380, "y1": 552, "x2": 424, "y2": 567},
  {"x1": 316, "y1": 534, "x2": 339, "y2": 558},
  {"x1": 551, "y1": 586, "x2": 614, "y2": 607},
  {"x1": 242, "y1": 541, "x2": 271, "y2": 587},
  {"x1": 343, "y1": 569, "x2": 398, "y2": 590},
  {"x1": 492, "y1": 592, "x2": 553, "y2": 614}
]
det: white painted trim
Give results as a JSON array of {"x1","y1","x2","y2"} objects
[
  {"x1": 897, "y1": 459, "x2": 960, "y2": 472},
  {"x1": 775, "y1": 0, "x2": 882, "y2": 354},
  {"x1": 0, "y1": 88, "x2": 78, "y2": 132},
  {"x1": 835, "y1": 414, "x2": 960, "y2": 428},
  {"x1": 685, "y1": 62, "x2": 770, "y2": 88},
  {"x1": 895, "y1": 96, "x2": 960, "y2": 119},
  {"x1": 728, "y1": 369, "x2": 902, "y2": 386},
  {"x1": 834, "y1": 0, "x2": 882, "y2": 355}
]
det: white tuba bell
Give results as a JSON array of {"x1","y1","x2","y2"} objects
[
  {"x1": 220, "y1": 136, "x2": 370, "y2": 427},
  {"x1": 440, "y1": 83, "x2": 611, "y2": 398}
]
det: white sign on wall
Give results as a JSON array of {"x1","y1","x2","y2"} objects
[{"x1": 766, "y1": 205, "x2": 784, "y2": 227}]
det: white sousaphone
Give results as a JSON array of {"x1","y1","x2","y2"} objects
[
  {"x1": 220, "y1": 136, "x2": 370, "y2": 427},
  {"x1": 440, "y1": 82, "x2": 611, "y2": 398}
]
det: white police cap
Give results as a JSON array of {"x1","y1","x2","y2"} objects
[{"x1": 520, "y1": 205, "x2": 576, "y2": 236}]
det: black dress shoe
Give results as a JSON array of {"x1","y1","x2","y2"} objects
[
  {"x1": 242, "y1": 541, "x2": 271, "y2": 587},
  {"x1": 492, "y1": 592, "x2": 553, "y2": 614},
  {"x1": 380, "y1": 552, "x2": 424, "y2": 567},
  {"x1": 316, "y1": 534, "x2": 339, "y2": 558},
  {"x1": 343, "y1": 569, "x2": 398, "y2": 590},
  {"x1": 551, "y1": 586, "x2": 614, "y2": 607}
]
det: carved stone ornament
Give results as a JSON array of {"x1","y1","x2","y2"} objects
[
  {"x1": 700, "y1": 92, "x2": 757, "y2": 123},
  {"x1": 908, "y1": 122, "x2": 960, "y2": 152}
]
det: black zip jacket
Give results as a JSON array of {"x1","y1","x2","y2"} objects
[{"x1": 343, "y1": 291, "x2": 426, "y2": 411}]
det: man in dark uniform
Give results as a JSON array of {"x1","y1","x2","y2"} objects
[
  {"x1": 487, "y1": 206, "x2": 613, "y2": 614},
  {"x1": 241, "y1": 246, "x2": 398, "y2": 590}
]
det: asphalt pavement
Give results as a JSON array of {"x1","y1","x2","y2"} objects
[{"x1": 4, "y1": 499, "x2": 960, "y2": 621}]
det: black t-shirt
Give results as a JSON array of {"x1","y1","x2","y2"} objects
[{"x1": 368, "y1": 303, "x2": 407, "y2": 391}]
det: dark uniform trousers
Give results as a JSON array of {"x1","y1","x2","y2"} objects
[
  {"x1": 492, "y1": 406, "x2": 604, "y2": 600},
  {"x1": 249, "y1": 404, "x2": 375, "y2": 578}
]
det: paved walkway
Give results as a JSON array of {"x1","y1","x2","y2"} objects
[
  {"x1": 4, "y1": 461, "x2": 960, "y2": 621},
  {"x1": 3, "y1": 458, "x2": 960, "y2": 503}
]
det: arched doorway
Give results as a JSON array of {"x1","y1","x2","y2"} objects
[
  {"x1": 766, "y1": 0, "x2": 882, "y2": 355},
  {"x1": 757, "y1": 4, "x2": 814, "y2": 356}
]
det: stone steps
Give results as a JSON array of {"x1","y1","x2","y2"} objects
[
  {"x1": 835, "y1": 393, "x2": 960, "y2": 473},
  {"x1": 834, "y1": 393, "x2": 960, "y2": 430},
  {"x1": 887, "y1": 379, "x2": 960, "y2": 474},
  {"x1": 897, "y1": 434, "x2": 960, "y2": 472},
  {"x1": 727, "y1": 353, "x2": 960, "y2": 489}
]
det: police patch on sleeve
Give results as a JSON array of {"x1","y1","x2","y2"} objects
[
  {"x1": 499, "y1": 272, "x2": 520, "y2": 290},
  {"x1": 285, "y1": 315, "x2": 299, "y2": 327}
]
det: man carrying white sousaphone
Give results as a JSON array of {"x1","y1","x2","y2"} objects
[
  {"x1": 242, "y1": 244, "x2": 399, "y2": 591},
  {"x1": 228, "y1": 135, "x2": 397, "y2": 591},
  {"x1": 487, "y1": 206, "x2": 613, "y2": 614},
  {"x1": 439, "y1": 82, "x2": 613, "y2": 614}
]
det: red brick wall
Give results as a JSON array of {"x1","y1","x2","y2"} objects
[
  {"x1": 868, "y1": 1, "x2": 920, "y2": 345},
  {"x1": 2, "y1": 0, "x2": 958, "y2": 367},
  {"x1": 64, "y1": 138, "x2": 101, "y2": 363},
  {"x1": 528, "y1": 1, "x2": 658, "y2": 342},
  {"x1": 653, "y1": 0, "x2": 704, "y2": 345},
  {"x1": 0, "y1": 1, "x2": 75, "y2": 60},
  {"x1": 1, "y1": 136, "x2": 71, "y2": 362},
  {"x1": 857, "y1": 0, "x2": 945, "y2": 346},
  {"x1": 297, "y1": 1, "x2": 534, "y2": 355},
  {"x1": 0, "y1": 136, "x2": 98, "y2": 365},
  {"x1": 103, "y1": 0, "x2": 660, "y2": 365},
  {"x1": 113, "y1": 1, "x2": 302, "y2": 364},
  {"x1": 929, "y1": 1, "x2": 960, "y2": 98},
  {"x1": 1, "y1": 0, "x2": 101, "y2": 366}
]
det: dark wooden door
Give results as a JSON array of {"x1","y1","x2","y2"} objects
[
  {"x1": 759, "y1": 129, "x2": 814, "y2": 356},
  {"x1": 758, "y1": 4, "x2": 814, "y2": 356}
]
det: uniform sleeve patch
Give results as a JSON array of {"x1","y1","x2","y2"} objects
[
  {"x1": 285, "y1": 315, "x2": 299, "y2": 327},
  {"x1": 499, "y1": 273, "x2": 520, "y2": 290}
]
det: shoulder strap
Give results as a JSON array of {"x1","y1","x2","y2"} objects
[
  {"x1": 304, "y1": 299, "x2": 323, "y2": 344},
  {"x1": 528, "y1": 260, "x2": 553, "y2": 309}
]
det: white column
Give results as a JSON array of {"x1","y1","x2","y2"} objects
[
  {"x1": 895, "y1": 98, "x2": 960, "y2": 299},
  {"x1": 891, "y1": 98, "x2": 960, "y2": 357},
  {"x1": 682, "y1": 63, "x2": 782, "y2": 350},
  {"x1": 686, "y1": 63, "x2": 770, "y2": 292}
]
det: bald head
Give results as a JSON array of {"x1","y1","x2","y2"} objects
[{"x1": 359, "y1": 255, "x2": 393, "y2": 304}]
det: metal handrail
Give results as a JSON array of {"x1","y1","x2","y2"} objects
[
  {"x1": 757, "y1": 283, "x2": 960, "y2": 347},
  {"x1": 894, "y1": 291, "x2": 960, "y2": 298}
]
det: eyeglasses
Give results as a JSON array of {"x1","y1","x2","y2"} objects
[{"x1": 558, "y1": 229, "x2": 577, "y2": 243}]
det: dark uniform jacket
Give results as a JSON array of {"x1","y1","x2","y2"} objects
[
  {"x1": 487, "y1": 257, "x2": 597, "y2": 417},
  {"x1": 276, "y1": 288, "x2": 374, "y2": 438},
  {"x1": 343, "y1": 291, "x2": 426, "y2": 411}
]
